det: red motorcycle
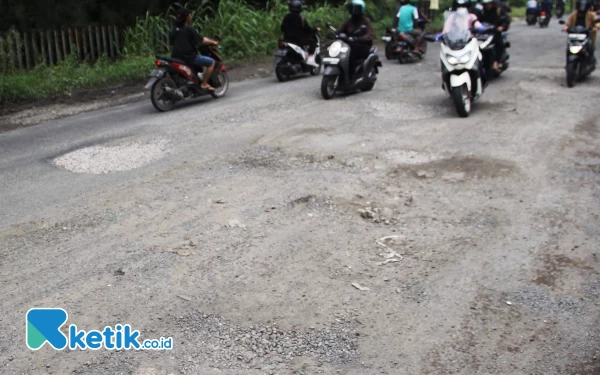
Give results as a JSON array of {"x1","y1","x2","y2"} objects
[{"x1": 146, "y1": 38, "x2": 229, "y2": 112}]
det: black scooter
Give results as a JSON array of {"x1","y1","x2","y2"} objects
[
  {"x1": 320, "y1": 23, "x2": 382, "y2": 99},
  {"x1": 382, "y1": 19, "x2": 428, "y2": 63},
  {"x1": 560, "y1": 19, "x2": 599, "y2": 87}
]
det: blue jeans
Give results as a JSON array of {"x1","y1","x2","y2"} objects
[{"x1": 193, "y1": 55, "x2": 215, "y2": 70}]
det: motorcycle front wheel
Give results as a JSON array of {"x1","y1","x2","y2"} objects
[
  {"x1": 321, "y1": 75, "x2": 338, "y2": 100},
  {"x1": 150, "y1": 77, "x2": 177, "y2": 112},
  {"x1": 452, "y1": 84, "x2": 471, "y2": 118}
]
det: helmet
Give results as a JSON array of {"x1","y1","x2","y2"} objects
[
  {"x1": 453, "y1": 0, "x2": 470, "y2": 9},
  {"x1": 576, "y1": 0, "x2": 591, "y2": 12},
  {"x1": 410, "y1": 0, "x2": 420, "y2": 3},
  {"x1": 348, "y1": 0, "x2": 366, "y2": 16},
  {"x1": 175, "y1": 8, "x2": 191, "y2": 27},
  {"x1": 481, "y1": 0, "x2": 494, "y2": 4},
  {"x1": 289, "y1": 0, "x2": 302, "y2": 12}
]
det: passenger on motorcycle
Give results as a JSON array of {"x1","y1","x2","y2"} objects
[
  {"x1": 337, "y1": 0, "x2": 374, "y2": 73},
  {"x1": 526, "y1": 0, "x2": 539, "y2": 16},
  {"x1": 397, "y1": 0, "x2": 424, "y2": 53},
  {"x1": 444, "y1": 0, "x2": 482, "y2": 32},
  {"x1": 540, "y1": 0, "x2": 553, "y2": 17},
  {"x1": 170, "y1": 8, "x2": 219, "y2": 92},
  {"x1": 563, "y1": 0, "x2": 598, "y2": 57},
  {"x1": 281, "y1": 0, "x2": 320, "y2": 67},
  {"x1": 478, "y1": 0, "x2": 509, "y2": 72}
]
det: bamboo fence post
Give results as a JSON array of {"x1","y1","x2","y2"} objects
[
  {"x1": 46, "y1": 30, "x2": 54, "y2": 65},
  {"x1": 16, "y1": 32, "x2": 23, "y2": 70},
  {"x1": 95, "y1": 26, "x2": 101, "y2": 57},
  {"x1": 102, "y1": 25, "x2": 108, "y2": 56},
  {"x1": 89, "y1": 25, "x2": 95, "y2": 60},
  {"x1": 54, "y1": 30, "x2": 61, "y2": 62},
  {"x1": 68, "y1": 28, "x2": 74, "y2": 57},
  {"x1": 75, "y1": 28, "x2": 81, "y2": 60},
  {"x1": 40, "y1": 31, "x2": 47, "y2": 65},
  {"x1": 108, "y1": 26, "x2": 115, "y2": 57},
  {"x1": 61, "y1": 29, "x2": 67, "y2": 59},
  {"x1": 113, "y1": 26, "x2": 120, "y2": 55},
  {"x1": 31, "y1": 32, "x2": 39, "y2": 66},
  {"x1": 0, "y1": 36, "x2": 5, "y2": 72},
  {"x1": 8, "y1": 33, "x2": 16, "y2": 70},
  {"x1": 24, "y1": 32, "x2": 32, "y2": 68},
  {"x1": 82, "y1": 29, "x2": 88, "y2": 60}
]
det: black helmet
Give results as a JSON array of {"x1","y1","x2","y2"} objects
[
  {"x1": 576, "y1": 0, "x2": 591, "y2": 12},
  {"x1": 175, "y1": 8, "x2": 191, "y2": 27},
  {"x1": 289, "y1": 0, "x2": 302, "y2": 12}
]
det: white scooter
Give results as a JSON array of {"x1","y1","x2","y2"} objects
[
  {"x1": 426, "y1": 9, "x2": 485, "y2": 117},
  {"x1": 274, "y1": 33, "x2": 322, "y2": 82}
]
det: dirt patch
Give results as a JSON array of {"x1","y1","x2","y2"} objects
[
  {"x1": 534, "y1": 254, "x2": 593, "y2": 288},
  {"x1": 574, "y1": 118, "x2": 599, "y2": 136},
  {"x1": 391, "y1": 155, "x2": 516, "y2": 180}
]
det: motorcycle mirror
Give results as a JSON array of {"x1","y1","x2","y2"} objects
[{"x1": 423, "y1": 34, "x2": 437, "y2": 42}]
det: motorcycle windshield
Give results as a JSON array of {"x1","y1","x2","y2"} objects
[{"x1": 442, "y1": 10, "x2": 472, "y2": 50}]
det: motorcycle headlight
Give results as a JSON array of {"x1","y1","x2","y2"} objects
[
  {"x1": 446, "y1": 54, "x2": 458, "y2": 65},
  {"x1": 446, "y1": 52, "x2": 470, "y2": 65},
  {"x1": 569, "y1": 45, "x2": 583, "y2": 54},
  {"x1": 329, "y1": 41, "x2": 342, "y2": 57}
]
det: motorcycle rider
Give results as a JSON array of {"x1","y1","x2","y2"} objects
[
  {"x1": 540, "y1": 0, "x2": 553, "y2": 18},
  {"x1": 563, "y1": 0, "x2": 598, "y2": 59},
  {"x1": 478, "y1": 0, "x2": 509, "y2": 72},
  {"x1": 526, "y1": 0, "x2": 540, "y2": 18},
  {"x1": 280, "y1": 0, "x2": 320, "y2": 67},
  {"x1": 444, "y1": 0, "x2": 483, "y2": 30},
  {"x1": 170, "y1": 8, "x2": 219, "y2": 92},
  {"x1": 397, "y1": 0, "x2": 424, "y2": 53},
  {"x1": 337, "y1": 0, "x2": 374, "y2": 73}
]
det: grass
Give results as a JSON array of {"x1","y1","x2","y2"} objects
[
  {"x1": 511, "y1": 7, "x2": 526, "y2": 18},
  {"x1": 0, "y1": 55, "x2": 152, "y2": 103}
]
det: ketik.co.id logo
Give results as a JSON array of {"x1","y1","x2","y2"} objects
[{"x1": 26, "y1": 308, "x2": 173, "y2": 350}]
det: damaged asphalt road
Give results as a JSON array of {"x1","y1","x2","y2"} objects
[{"x1": 1, "y1": 22, "x2": 599, "y2": 374}]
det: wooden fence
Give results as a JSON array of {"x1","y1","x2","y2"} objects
[{"x1": 0, "y1": 25, "x2": 124, "y2": 73}]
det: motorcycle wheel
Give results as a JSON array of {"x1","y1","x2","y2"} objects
[
  {"x1": 566, "y1": 61, "x2": 577, "y2": 88},
  {"x1": 385, "y1": 45, "x2": 394, "y2": 60},
  {"x1": 452, "y1": 84, "x2": 471, "y2": 118},
  {"x1": 275, "y1": 63, "x2": 291, "y2": 82},
  {"x1": 361, "y1": 68, "x2": 376, "y2": 92},
  {"x1": 321, "y1": 75, "x2": 338, "y2": 100},
  {"x1": 420, "y1": 40, "x2": 428, "y2": 58},
  {"x1": 211, "y1": 72, "x2": 229, "y2": 98},
  {"x1": 150, "y1": 77, "x2": 177, "y2": 112}
]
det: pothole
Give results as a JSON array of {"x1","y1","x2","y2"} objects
[
  {"x1": 54, "y1": 141, "x2": 167, "y2": 174},
  {"x1": 367, "y1": 101, "x2": 442, "y2": 120},
  {"x1": 380, "y1": 149, "x2": 442, "y2": 165}
]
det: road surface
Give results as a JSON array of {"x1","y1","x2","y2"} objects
[{"x1": 1, "y1": 21, "x2": 599, "y2": 374}]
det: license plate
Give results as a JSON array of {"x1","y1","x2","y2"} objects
[
  {"x1": 381, "y1": 36, "x2": 392, "y2": 42},
  {"x1": 323, "y1": 57, "x2": 340, "y2": 64},
  {"x1": 274, "y1": 49, "x2": 287, "y2": 57},
  {"x1": 144, "y1": 77, "x2": 158, "y2": 89}
]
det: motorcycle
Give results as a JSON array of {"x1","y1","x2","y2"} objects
[
  {"x1": 476, "y1": 23, "x2": 510, "y2": 79},
  {"x1": 382, "y1": 19, "x2": 428, "y2": 63},
  {"x1": 555, "y1": 0, "x2": 565, "y2": 18},
  {"x1": 274, "y1": 32, "x2": 322, "y2": 82},
  {"x1": 526, "y1": 3, "x2": 539, "y2": 25},
  {"x1": 426, "y1": 10, "x2": 485, "y2": 117},
  {"x1": 145, "y1": 39, "x2": 229, "y2": 112},
  {"x1": 539, "y1": 10, "x2": 551, "y2": 27},
  {"x1": 559, "y1": 19, "x2": 600, "y2": 87},
  {"x1": 320, "y1": 23, "x2": 382, "y2": 100}
]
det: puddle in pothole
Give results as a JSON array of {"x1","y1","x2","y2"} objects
[{"x1": 54, "y1": 141, "x2": 167, "y2": 174}]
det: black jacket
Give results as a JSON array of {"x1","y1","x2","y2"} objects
[
  {"x1": 170, "y1": 25, "x2": 204, "y2": 64},
  {"x1": 281, "y1": 13, "x2": 315, "y2": 41}
]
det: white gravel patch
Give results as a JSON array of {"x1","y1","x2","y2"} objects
[
  {"x1": 367, "y1": 101, "x2": 440, "y2": 120},
  {"x1": 380, "y1": 149, "x2": 441, "y2": 165},
  {"x1": 54, "y1": 141, "x2": 167, "y2": 174}
]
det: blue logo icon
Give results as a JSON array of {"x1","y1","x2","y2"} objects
[{"x1": 26, "y1": 308, "x2": 69, "y2": 350}]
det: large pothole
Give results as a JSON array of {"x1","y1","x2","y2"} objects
[{"x1": 54, "y1": 141, "x2": 167, "y2": 174}]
